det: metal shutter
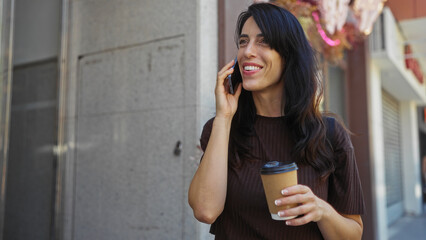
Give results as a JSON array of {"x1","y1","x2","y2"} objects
[{"x1": 382, "y1": 90, "x2": 403, "y2": 224}]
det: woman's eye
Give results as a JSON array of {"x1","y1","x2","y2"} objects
[
  {"x1": 239, "y1": 39, "x2": 248, "y2": 46},
  {"x1": 259, "y1": 38, "x2": 268, "y2": 45}
]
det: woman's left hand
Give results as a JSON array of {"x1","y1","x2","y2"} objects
[{"x1": 275, "y1": 184, "x2": 331, "y2": 226}]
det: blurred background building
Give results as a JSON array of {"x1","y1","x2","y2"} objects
[{"x1": 0, "y1": 0, "x2": 424, "y2": 240}]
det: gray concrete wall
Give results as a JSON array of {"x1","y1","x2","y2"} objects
[{"x1": 62, "y1": 0, "x2": 217, "y2": 239}]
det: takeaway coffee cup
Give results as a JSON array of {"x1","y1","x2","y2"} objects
[{"x1": 260, "y1": 161, "x2": 298, "y2": 220}]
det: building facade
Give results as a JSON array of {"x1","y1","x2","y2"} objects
[
  {"x1": 0, "y1": 0, "x2": 218, "y2": 239},
  {"x1": 368, "y1": 6, "x2": 426, "y2": 239}
]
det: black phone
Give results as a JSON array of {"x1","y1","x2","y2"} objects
[{"x1": 228, "y1": 61, "x2": 242, "y2": 94}]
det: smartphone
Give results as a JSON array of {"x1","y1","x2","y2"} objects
[{"x1": 227, "y1": 56, "x2": 241, "y2": 94}]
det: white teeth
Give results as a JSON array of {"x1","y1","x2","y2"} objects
[{"x1": 244, "y1": 65, "x2": 261, "y2": 71}]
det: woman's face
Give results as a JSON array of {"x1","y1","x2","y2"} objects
[{"x1": 237, "y1": 17, "x2": 284, "y2": 94}]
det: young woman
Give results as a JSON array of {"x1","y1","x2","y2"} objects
[{"x1": 188, "y1": 3, "x2": 365, "y2": 239}]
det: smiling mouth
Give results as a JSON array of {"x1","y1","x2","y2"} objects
[{"x1": 244, "y1": 65, "x2": 262, "y2": 71}]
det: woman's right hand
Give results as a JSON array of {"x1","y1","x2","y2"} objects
[
  {"x1": 215, "y1": 59, "x2": 243, "y2": 120},
  {"x1": 189, "y1": 59, "x2": 241, "y2": 224}
]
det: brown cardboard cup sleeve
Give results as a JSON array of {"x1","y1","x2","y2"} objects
[{"x1": 260, "y1": 161, "x2": 298, "y2": 220}]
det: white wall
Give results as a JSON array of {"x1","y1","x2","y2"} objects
[
  {"x1": 400, "y1": 101, "x2": 423, "y2": 215},
  {"x1": 368, "y1": 61, "x2": 388, "y2": 240},
  {"x1": 196, "y1": 0, "x2": 217, "y2": 239}
]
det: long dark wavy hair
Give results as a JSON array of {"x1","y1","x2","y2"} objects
[{"x1": 229, "y1": 3, "x2": 335, "y2": 179}]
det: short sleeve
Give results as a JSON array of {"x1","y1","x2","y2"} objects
[
  {"x1": 200, "y1": 118, "x2": 215, "y2": 152},
  {"x1": 327, "y1": 119, "x2": 366, "y2": 215}
]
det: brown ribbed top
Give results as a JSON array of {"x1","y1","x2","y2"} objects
[{"x1": 199, "y1": 115, "x2": 365, "y2": 240}]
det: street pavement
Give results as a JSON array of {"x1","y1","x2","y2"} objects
[{"x1": 388, "y1": 205, "x2": 426, "y2": 240}]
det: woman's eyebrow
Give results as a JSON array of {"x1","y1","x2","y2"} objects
[{"x1": 239, "y1": 33, "x2": 264, "y2": 38}]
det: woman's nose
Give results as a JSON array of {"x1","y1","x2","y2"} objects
[{"x1": 243, "y1": 42, "x2": 257, "y2": 58}]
